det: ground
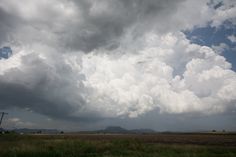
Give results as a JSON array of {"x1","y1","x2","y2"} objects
[{"x1": 0, "y1": 133, "x2": 236, "y2": 157}]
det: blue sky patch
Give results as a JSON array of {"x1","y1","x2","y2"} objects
[{"x1": 185, "y1": 21, "x2": 236, "y2": 71}]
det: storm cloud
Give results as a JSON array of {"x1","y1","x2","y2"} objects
[{"x1": 0, "y1": 0, "x2": 236, "y2": 122}]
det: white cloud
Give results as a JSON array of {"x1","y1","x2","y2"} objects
[
  {"x1": 211, "y1": 0, "x2": 236, "y2": 26},
  {"x1": 228, "y1": 35, "x2": 236, "y2": 43},
  {"x1": 0, "y1": 0, "x2": 236, "y2": 120},
  {"x1": 212, "y1": 43, "x2": 229, "y2": 53},
  {"x1": 79, "y1": 32, "x2": 236, "y2": 117}
]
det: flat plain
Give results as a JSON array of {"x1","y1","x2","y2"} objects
[{"x1": 0, "y1": 133, "x2": 236, "y2": 157}]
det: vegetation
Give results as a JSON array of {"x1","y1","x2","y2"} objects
[{"x1": 0, "y1": 134, "x2": 236, "y2": 157}]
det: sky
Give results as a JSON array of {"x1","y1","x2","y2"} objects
[{"x1": 0, "y1": 0, "x2": 236, "y2": 131}]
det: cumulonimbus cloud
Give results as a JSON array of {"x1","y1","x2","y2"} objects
[{"x1": 0, "y1": 0, "x2": 236, "y2": 120}]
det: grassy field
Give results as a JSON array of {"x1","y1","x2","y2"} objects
[{"x1": 0, "y1": 133, "x2": 236, "y2": 157}]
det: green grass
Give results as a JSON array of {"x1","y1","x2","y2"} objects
[{"x1": 0, "y1": 134, "x2": 236, "y2": 157}]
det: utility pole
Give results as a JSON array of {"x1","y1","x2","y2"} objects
[{"x1": 0, "y1": 112, "x2": 8, "y2": 127}]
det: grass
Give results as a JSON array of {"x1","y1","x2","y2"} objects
[{"x1": 0, "y1": 134, "x2": 236, "y2": 157}]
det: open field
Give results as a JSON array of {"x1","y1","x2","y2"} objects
[{"x1": 0, "y1": 133, "x2": 236, "y2": 157}]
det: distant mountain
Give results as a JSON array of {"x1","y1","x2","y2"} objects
[
  {"x1": 97, "y1": 126, "x2": 156, "y2": 134},
  {"x1": 103, "y1": 126, "x2": 129, "y2": 133},
  {"x1": 3, "y1": 126, "x2": 155, "y2": 134},
  {"x1": 130, "y1": 128, "x2": 156, "y2": 133},
  {"x1": 13, "y1": 128, "x2": 59, "y2": 134}
]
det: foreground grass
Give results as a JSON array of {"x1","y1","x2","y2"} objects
[{"x1": 0, "y1": 134, "x2": 236, "y2": 157}]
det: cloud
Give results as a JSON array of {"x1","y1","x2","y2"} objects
[
  {"x1": 0, "y1": 48, "x2": 99, "y2": 121},
  {"x1": 0, "y1": 0, "x2": 214, "y2": 51},
  {"x1": 81, "y1": 32, "x2": 236, "y2": 117},
  {"x1": 0, "y1": 0, "x2": 236, "y2": 121},
  {"x1": 210, "y1": 0, "x2": 236, "y2": 27},
  {"x1": 1, "y1": 32, "x2": 236, "y2": 120},
  {"x1": 4, "y1": 117, "x2": 35, "y2": 128},
  {"x1": 228, "y1": 35, "x2": 236, "y2": 43},
  {"x1": 211, "y1": 43, "x2": 229, "y2": 53}
]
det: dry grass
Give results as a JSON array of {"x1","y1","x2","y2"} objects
[{"x1": 0, "y1": 133, "x2": 236, "y2": 157}]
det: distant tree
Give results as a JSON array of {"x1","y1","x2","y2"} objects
[
  {"x1": 212, "y1": 130, "x2": 216, "y2": 132},
  {"x1": 37, "y1": 130, "x2": 42, "y2": 134}
]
